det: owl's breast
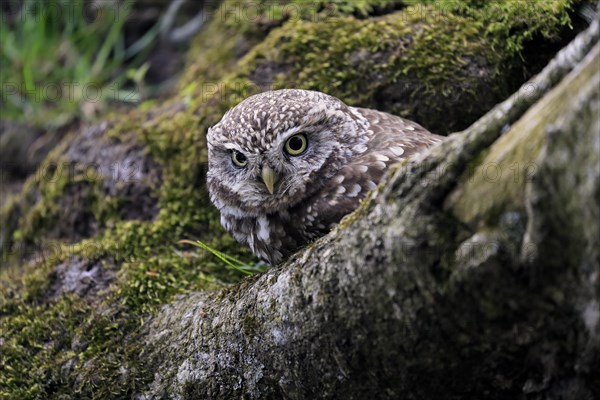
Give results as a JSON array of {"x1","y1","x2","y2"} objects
[{"x1": 220, "y1": 210, "x2": 309, "y2": 265}]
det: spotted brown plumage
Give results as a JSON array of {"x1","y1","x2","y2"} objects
[{"x1": 207, "y1": 89, "x2": 443, "y2": 264}]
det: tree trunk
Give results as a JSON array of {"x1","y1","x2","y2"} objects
[{"x1": 139, "y1": 18, "x2": 600, "y2": 400}]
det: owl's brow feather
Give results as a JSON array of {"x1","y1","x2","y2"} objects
[{"x1": 299, "y1": 112, "x2": 332, "y2": 128}]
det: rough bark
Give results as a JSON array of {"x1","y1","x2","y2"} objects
[{"x1": 139, "y1": 18, "x2": 600, "y2": 400}]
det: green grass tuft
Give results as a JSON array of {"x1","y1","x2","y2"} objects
[{"x1": 0, "y1": 0, "x2": 158, "y2": 128}]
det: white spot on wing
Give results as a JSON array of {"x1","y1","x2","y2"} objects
[
  {"x1": 333, "y1": 175, "x2": 345, "y2": 184},
  {"x1": 352, "y1": 144, "x2": 368, "y2": 153},
  {"x1": 347, "y1": 184, "x2": 362, "y2": 197},
  {"x1": 375, "y1": 154, "x2": 390, "y2": 162},
  {"x1": 374, "y1": 161, "x2": 387, "y2": 169},
  {"x1": 390, "y1": 146, "x2": 405, "y2": 156}
]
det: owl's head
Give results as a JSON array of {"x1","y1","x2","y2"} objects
[{"x1": 206, "y1": 89, "x2": 369, "y2": 216}]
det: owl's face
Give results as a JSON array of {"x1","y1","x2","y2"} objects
[{"x1": 207, "y1": 90, "x2": 369, "y2": 216}]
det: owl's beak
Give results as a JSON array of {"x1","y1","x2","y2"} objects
[{"x1": 261, "y1": 165, "x2": 278, "y2": 195}]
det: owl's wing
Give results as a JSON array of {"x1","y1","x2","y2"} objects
[
  {"x1": 347, "y1": 107, "x2": 443, "y2": 186},
  {"x1": 273, "y1": 108, "x2": 443, "y2": 262},
  {"x1": 356, "y1": 108, "x2": 444, "y2": 160},
  {"x1": 294, "y1": 109, "x2": 444, "y2": 237},
  {"x1": 293, "y1": 157, "x2": 395, "y2": 241}
]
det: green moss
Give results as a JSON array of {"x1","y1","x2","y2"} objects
[
  {"x1": 182, "y1": 0, "x2": 577, "y2": 133},
  {"x1": 181, "y1": 0, "x2": 577, "y2": 133},
  {"x1": 263, "y1": 7, "x2": 486, "y2": 127},
  {"x1": 0, "y1": 294, "x2": 150, "y2": 399},
  {"x1": 0, "y1": 145, "x2": 254, "y2": 398},
  {"x1": 420, "y1": 0, "x2": 576, "y2": 55},
  {"x1": 0, "y1": 100, "x2": 256, "y2": 397},
  {"x1": 180, "y1": 0, "x2": 407, "y2": 91},
  {"x1": 1, "y1": 164, "x2": 93, "y2": 270}
]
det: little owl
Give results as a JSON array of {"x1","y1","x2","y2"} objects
[{"x1": 207, "y1": 89, "x2": 442, "y2": 264}]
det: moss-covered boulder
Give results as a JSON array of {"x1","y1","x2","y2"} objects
[
  {"x1": 0, "y1": 1, "x2": 592, "y2": 398},
  {"x1": 183, "y1": 0, "x2": 582, "y2": 134}
]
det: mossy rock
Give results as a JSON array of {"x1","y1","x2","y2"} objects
[
  {"x1": 180, "y1": 0, "x2": 408, "y2": 86},
  {"x1": 0, "y1": 0, "x2": 587, "y2": 398},
  {"x1": 183, "y1": 0, "x2": 581, "y2": 134}
]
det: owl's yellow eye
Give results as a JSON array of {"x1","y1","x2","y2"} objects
[
  {"x1": 284, "y1": 134, "x2": 308, "y2": 156},
  {"x1": 231, "y1": 150, "x2": 248, "y2": 167}
]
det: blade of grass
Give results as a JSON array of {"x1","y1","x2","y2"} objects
[
  {"x1": 179, "y1": 239, "x2": 255, "y2": 275},
  {"x1": 90, "y1": 3, "x2": 130, "y2": 77}
]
